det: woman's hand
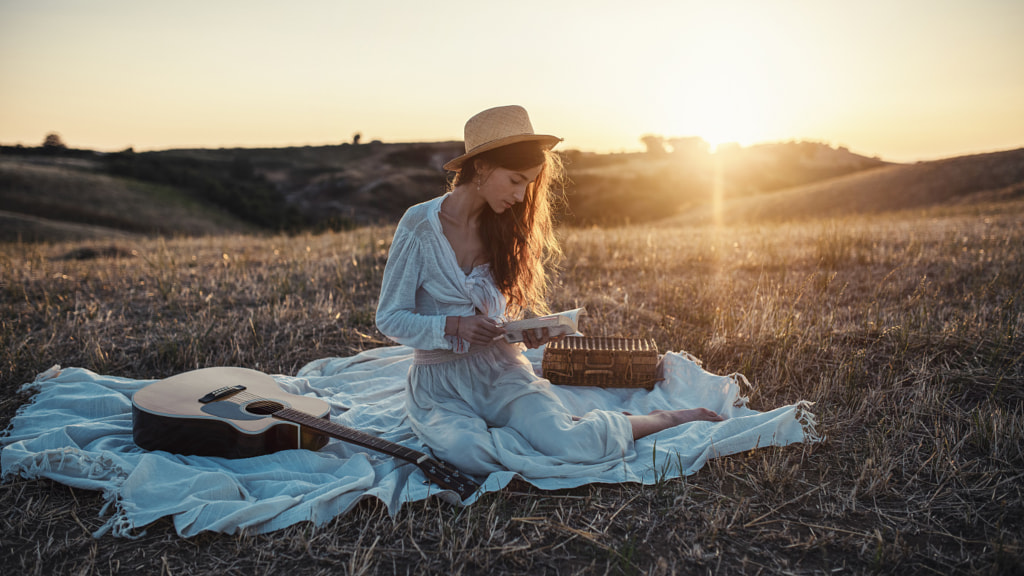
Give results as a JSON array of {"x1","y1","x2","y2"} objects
[
  {"x1": 450, "y1": 315, "x2": 505, "y2": 348},
  {"x1": 522, "y1": 327, "x2": 559, "y2": 349}
]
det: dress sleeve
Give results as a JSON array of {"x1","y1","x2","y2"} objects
[{"x1": 375, "y1": 224, "x2": 451, "y2": 351}]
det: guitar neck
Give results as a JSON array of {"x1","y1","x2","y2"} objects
[{"x1": 274, "y1": 408, "x2": 426, "y2": 464}]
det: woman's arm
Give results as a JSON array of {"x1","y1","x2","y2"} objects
[{"x1": 375, "y1": 228, "x2": 454, "y2": 350}]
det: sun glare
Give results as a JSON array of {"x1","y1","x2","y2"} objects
[
  {"x1": 657, "y1": 74, "x2": 768, "y2": 152},
  {"x1": 691, "y1": 106, "x2": 761, "y2": 152},
  {"x1": 651, "y1": 5, "x2": 789, "y2": 153},
  {"x1": 652, "y1": 78, "x2": 766, "y2": 153}
]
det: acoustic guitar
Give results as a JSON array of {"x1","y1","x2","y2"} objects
[{"x1": 132, "y1": 366, "x2": 479, "y2": 500}]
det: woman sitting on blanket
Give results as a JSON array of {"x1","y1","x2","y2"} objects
[{"x1": 376, "y1": 105, "x2": 723, "y2": 476}]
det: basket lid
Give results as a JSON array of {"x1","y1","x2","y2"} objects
[{"x1": 549, "y1": 336, "x2": 657, "y2": 353}]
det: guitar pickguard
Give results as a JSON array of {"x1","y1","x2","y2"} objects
[{"x1": 200, "y1": 399, "x2": 288, "y2": 421}]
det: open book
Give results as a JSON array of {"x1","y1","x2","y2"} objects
[{"x1": 499, "y1": 308, "x2": 586, "y2": 343}]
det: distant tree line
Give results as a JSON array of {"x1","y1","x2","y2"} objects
[{"x1": 1, "y1": 137, "x2": 95, "y2": 158}]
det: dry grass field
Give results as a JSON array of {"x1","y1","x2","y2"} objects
[{"x1": 1, "y1": 198, "x2": 1022, "y2": 574}]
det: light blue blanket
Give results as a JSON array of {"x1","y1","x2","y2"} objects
[{"x1": 1, "y1": 346, "x2": 820, "y2": 537}]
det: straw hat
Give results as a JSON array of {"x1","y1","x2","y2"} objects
[{"x1": 443, "y1": 105, "x2": 562, "y2": 171}]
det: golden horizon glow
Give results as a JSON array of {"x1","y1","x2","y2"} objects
[{"x1": 1, "y1": 1, "x2": 1022, "y2": 163}]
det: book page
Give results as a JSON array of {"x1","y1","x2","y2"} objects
[{"x1": 499, "y1": 308, "x2": 586, "y2": 343}]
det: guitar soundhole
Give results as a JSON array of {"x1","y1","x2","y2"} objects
[{"x1": 244, "y1": 400, "x2": 285, "y2": 416}]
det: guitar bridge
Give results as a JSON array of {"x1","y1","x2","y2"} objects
[{"x1": 198, "y1": 385, "x2": 246, "y2": 403}]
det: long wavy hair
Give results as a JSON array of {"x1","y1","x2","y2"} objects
[{"x1": 451, "y1": 141, "x2": 565, "y2": 318}]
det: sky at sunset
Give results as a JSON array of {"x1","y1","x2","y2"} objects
[{"x1": 1, "y1": 0, "x2": 1022, "y2": 162}]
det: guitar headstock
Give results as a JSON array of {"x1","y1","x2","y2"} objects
[{"x1": 417, "y1": 457, "x2": 480, "y2": 501}]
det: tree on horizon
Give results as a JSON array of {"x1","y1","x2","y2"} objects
[{"x1": 43, "y1": 132, "x2": 67, "y2": 150}]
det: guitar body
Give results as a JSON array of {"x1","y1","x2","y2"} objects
[{"x1": 132, "y1": 367, "x2": 331, "y2": 458}]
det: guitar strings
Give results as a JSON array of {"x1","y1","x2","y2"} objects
[
  {"x1": 200, "y1": 389, "x2": 474, "y2": 493},
  {"x1": 202, "y1": 390, "x2": 435, "y2": 465},
  {"x1": 211, "y1": 390, "x2": 390, "y2": 443}
]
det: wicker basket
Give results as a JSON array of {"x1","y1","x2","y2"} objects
[{"x1": 542, "y1": 337, "x2": 660, "y2": 389}]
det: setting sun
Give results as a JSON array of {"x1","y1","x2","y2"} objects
[
  {"x1": 651, "y1": 4, "x2": 784, "y2": 150},
  {"x1": 664, "y1": 88, "x2": 766, "y2": 152}
]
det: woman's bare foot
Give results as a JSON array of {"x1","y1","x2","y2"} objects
[{"x1": 651, "y1": 408, "x2": 725, "y2": 425}]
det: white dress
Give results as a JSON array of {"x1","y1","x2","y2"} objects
[{"x1": 376, "y1": 194, "x2": 634, "y2": 477}]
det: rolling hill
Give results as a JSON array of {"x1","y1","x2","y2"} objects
[
  {"x1": 0, "y1": 156, "x2": 253, "y2": 242},
  {"x1": 668, "y1": 147, "x2": 1024, "y2": 225}
]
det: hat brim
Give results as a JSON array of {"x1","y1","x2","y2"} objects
[{"x1": 443, "y1": 133, "x2": 562, "y2": 172}]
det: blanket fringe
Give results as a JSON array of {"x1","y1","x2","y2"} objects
[
  {"x1": 5, "y1": 446, "x2": 139, "y2": 539},
  {"x1": 1, "y1": 365, "x2": 63, "y2": 442},
  {"x1": 728, "y1": 372, "x2": 756, "y2": 407},
  {"x1": 794, "y1": 401, "x2": 825, "y2": 444},
  {"x1": 34, "y1": 364, "x2": 64, "y2": 383},
  {"x1": 676, "y1": 350, "x2": 703, "y2": 367}
]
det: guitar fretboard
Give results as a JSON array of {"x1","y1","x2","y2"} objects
[{"x1": 274, "y1": 408, "x2": 425, "y2": 464}]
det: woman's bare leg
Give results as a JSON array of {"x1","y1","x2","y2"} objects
[{"x1": 627, "y1": 408, "x2": 724, "y2": 440}]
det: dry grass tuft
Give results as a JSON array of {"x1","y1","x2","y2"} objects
[{"x1": 2, "y1": 200, "x2": 1023, "y2": 574}]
